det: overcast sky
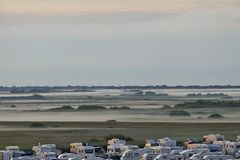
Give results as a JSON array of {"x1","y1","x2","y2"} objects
[{"x1": 0, "y1": 0, "x2": 240, "y2": 86}]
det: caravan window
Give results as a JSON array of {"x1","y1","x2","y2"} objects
[
  {"x1": 236, "y1": 145, "x2": 240, "y2": 149},
  {"x1": 134, "y1": 153, "x2": 139, "y2": 157},
  {"x1": 115, "y1": 148, "x2": 121, "y2": 153},
  {"x1": 85, "y1": 149, "x2": 93, "y2": 154}
]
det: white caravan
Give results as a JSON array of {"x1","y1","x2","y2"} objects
[
  {"x1": 121, "y1": 148, "x2": 155, "y2": 160},
  {"x1": 120, "y1": 145, "x2": 139, "y2": 156},
  {"x1": 157, "y1": 138, "x2": 177, "y2": 147},
  {"x1": 70, "y1": 143, "x2": 105, "y2": 159}
]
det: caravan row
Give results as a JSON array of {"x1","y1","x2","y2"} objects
[{"x1": 0, "y1": 134, "x2": 239, "y2": 160}]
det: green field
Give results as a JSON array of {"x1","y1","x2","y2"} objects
[{"x1": 0, "y1": 121, "x2": 239, "y2": 151}]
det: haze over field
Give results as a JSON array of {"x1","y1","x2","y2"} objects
[{"x1": 0, "y1": 0, "x2": 240, "y2": 86}]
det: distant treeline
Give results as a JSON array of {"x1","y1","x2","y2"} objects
[
  {"x1": 0, "y1": 94, "x2": 44, "y2": 100},
  {"x1": 38, "y1": 105, "x2": 131, "y2": 112},
  {"x1": 175, "y1": 100, "x2": 240, "y2": 109},
  {"x1": 0, "y1": 85, "x2": 240, "y2": 93}
]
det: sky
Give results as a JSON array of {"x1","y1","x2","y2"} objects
[{"x1": 0, "y1": 0, "x2": 240, "y2": 86}]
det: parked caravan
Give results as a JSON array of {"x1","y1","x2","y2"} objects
[
  {"x1": 121, "y1": 148, "x2": 154, "y2": 160},
  {"x1": 202, "y1": 155, "x2": 233, "y2": 160},
  {"x1": 152, "y1": 146, "x2": 171, "y2": 155},
  {"x1": 154, "y1": 155, "x2": 177, "y2": 160},
  {"x1": 0, "y1": 151, "x2": 13, "y2": 160},
  {"x1": 207, "y1": 144, "x2": 222, "y2": 152},
  {"x1": 70, "y1": 143, "x2": 83, "y2": 154},
  {"x1": 32, "y1": 144, "x2": 60, "y2": 158},
  {"x1": 70, "y1": 143, "x2": 105, "y2": 159},
  {"x1": 187, "y1": 144, "x2": 208, "y2": 150},
  {"x1": 212, "y1": 141, "x2": 228, "y2": 154},
  {"x1": 157, "y1": 138, "x2": 176, "y2": 147},
  {"x1": 107, "y1": 139, "x2": 126, "y2": 156},
  {"x1": 6, "y1": 146, "x2": 25, "y2": 158},
  {"x1": 224, "y1": 141, "x2": 240, "y2": 156},
  {"x1": 202, "y1": 134, "x2": 225, "y2": 143},
  {"x1": 183, "y1": 139, "x2": 199, "y2": 148},
  {"x1": 145, "y1": 139, "x2": 158, "y2": 148},
  {"x1": 119, "y1": 145, "x2": 139, "y2": 156}
]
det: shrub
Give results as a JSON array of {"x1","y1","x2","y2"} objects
[
  {"x1": 208, "y1": 113, "x2": 225, "y2": 118},
  {"x1": 29, "y1": 122, "x2": 46, "y2": 128},
  {"x1": 169, "y1": 110, "x2": 191, "y2": 116},
  {"x1": 77, "y1": 105, "x2": 107, "y2": 110},
  {"x1": 162, "y1": 105, "x2": 172, "y2": 109}
]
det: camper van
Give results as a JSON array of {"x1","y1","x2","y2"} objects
[{"x1": 121, "y1": 148, "x2": 154, "y2": 160}]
